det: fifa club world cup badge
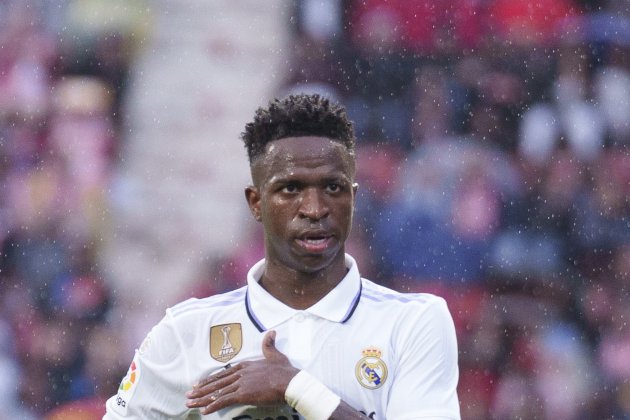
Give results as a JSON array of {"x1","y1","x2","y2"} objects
[
  {"x1": 355, "y1": 347, "x2": 388, "y2": 389},
  {"x1": 210, "y1": 323, "x2": 242, "y2": 363}
]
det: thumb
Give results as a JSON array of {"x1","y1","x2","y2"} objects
[{"x1": 262, "y1": 330, "x2": 282, "y2": 360}]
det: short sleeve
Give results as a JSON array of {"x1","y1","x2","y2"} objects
[
  {"x1": 104, "y1": 313, "x2": 191, "y2": 419},
  {"x1": 385, "y1": 297, "x2": 460, "y2": 420}
]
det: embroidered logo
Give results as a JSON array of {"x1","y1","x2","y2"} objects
[
  {"x1": 355, "y1": 347, "x2": 388, "y2": 389},
  {"x1": 210, "y1": 323, "x2": 242, "y2": 363}
]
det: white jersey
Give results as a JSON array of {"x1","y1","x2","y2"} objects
[{"x1": 104, "y1": 254, "x2": 460, "y2": 420}]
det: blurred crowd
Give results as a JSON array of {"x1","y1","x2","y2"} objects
[
  {"x1": 1, "y1": 0, "x2": 629, "y2": 419},
  {"x1": 0, "y1": 1, "x2": 142, "y2": 418}
]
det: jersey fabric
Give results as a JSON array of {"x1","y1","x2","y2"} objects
[{"x1": 104, "y1": 254, "x2": 460, "y2": 419}]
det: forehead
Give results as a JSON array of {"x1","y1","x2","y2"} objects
[{"x1": 253, "y1": 136, "x2": 354, "y2": 183}]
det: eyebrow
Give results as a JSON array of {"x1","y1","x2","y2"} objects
[{"x1": 268, "y1": 174, "x2": 352, "y2": 186}]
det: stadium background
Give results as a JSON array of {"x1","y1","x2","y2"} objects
[{"x1": 0, "y1": 0, "x2": 629, "y2": 418}]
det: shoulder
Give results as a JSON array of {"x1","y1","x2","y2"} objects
[
  {"x1": 358, "y1": 279, "x2": 456, "y2": 355},
  {"x1": 167, "y1": 286, "x2": 247, "y2": 320},
  {"x1": 360, "y1": 278, "x2": 447, "y2": 311}
]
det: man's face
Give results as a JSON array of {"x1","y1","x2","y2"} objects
[{"x1": 246, "y1": 136, "x2": 357, "y2": 274}]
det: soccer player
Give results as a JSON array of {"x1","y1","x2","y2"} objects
[{"x1": 104, "y1": 94, "x2": 460, "y2": 419}]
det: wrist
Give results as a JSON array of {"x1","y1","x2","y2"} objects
[
  {"x1": 285, "y1": 370, "x2": 340, "y2": 420},
  {"x1": 276, "y1": 366, "x2": 300, "y2": 399}
]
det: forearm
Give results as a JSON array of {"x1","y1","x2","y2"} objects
[
  {"x1": 328, "y1": 401, "x2": 371, "y2": 420},
  {"x1": 285, "y1": 370, "x2": 370, "y2": 420}
]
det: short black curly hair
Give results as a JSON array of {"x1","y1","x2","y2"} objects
[{"x1": 241, "y1": 93, "x2": 355, "y2": 164}]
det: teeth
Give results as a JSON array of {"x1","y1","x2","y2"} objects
[{"x1": 305, "y1": 238, "x2": 326, "y2": 244}]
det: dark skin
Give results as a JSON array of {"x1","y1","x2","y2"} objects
[{"x1": 186, "y1": 136, "x2": 369, "y2": 419}]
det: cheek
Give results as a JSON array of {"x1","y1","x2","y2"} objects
[
  {"x1": 338, "y1": 201, "x2": 355, "y2": 227},
  {"x1": 262, "y1": 200, "x2": 295, "y2": 230}
]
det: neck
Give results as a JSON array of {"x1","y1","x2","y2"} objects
[{"x1": 259, "y1": 253, "x2": 347, "y2": 310}]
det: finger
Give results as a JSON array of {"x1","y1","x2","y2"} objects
[
  {"x1": 186, "y1": 369, "x2": 240, "y2": 399},
  {"x1": 262, "y1": 330, "x2": 281, "y2": 360},
  {"x1": 195, "y1": 383, "x2": 241, "y2": 415},
  {"x1": 192, "y1": 363, "x2": 240, "y2": 390},
  {"x1": 186, "y1": 381, "x2": 235, "y2": 409},
  {"x1": 202, "y1": 383, "x2": 241, "y2": 415}
]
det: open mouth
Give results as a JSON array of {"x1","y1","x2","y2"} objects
[{"x1": 295, "y1": 233, "x2": 334, "y2": 253}]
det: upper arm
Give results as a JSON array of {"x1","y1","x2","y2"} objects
[
  {"x1": 385, "y1": 298, "x2": 461, "y2": 420},
  {"x1": 104, "y1": 314, "x2": 192, "y2": 419}
]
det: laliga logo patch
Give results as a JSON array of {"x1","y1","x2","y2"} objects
[
  {"x1": 116, "y1": 356, "x2": 141, "y2": 414},
  {"x1": 210, "y1": 323, "x2": 242, "y2": 363},
  {"x1": 119, "y1": 360, "x2": 138, "y2": 392},
  {"x1": 355, "y1": 347, "x2": 388, "y2": 389}
]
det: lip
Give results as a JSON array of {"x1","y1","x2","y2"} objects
[{"x1": 294, "y1": 230, "x2": 335, "y2": 253}]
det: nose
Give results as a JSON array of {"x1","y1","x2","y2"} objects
[{"x1": 298, "y1": 187, "x2": 329, "y2": 221}]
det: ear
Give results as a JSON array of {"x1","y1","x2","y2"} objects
[
  {"x1": 245, "y1": 185, "x2": 262, "y2": 222},
  {"x1": 352, "y1": 182, "x2": 359, "y2": 196}
]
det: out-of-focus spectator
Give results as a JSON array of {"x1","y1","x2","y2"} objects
[
  {"x1": 411, "y1": 65, "x2": 453, "y2": 145},
  {"x1": 349, "y1": 0, "x2": 485, "y2": 54},
  {"x1": 0, "y1": 1, "x2": 56, "y2": 120},
  {"x1": 593, "y1": 44, "x2": 630, "y2": 146},
  {"x1": 48, "y1": 76, "x2": 116, "y2": 241},
  {"x1": 572, "y1": 150, "x2": 630, "y2": 251},
  {"x1": 488, "y1": 0, "x2": 581, "y2": 47},
  {"x1": 352, "y1": 143, "x2": 406, "y2": 282},
  {"x1": 519, "y1": 43, "x2": 606, "y2": 164},
  {"x1": 492, "y1": 149, "x2": 584, "y2": 277},
  {"x1": 43, "y1": 324, "x2": 128, "y2": 419},
  {"x1": 342, "y1": 50, "x2": 415, "y2": 145},
  {"x1": 373, "y1": 136, "x2": 515, "y2": 282}
]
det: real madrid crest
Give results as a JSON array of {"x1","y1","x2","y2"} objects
[
  {"x1": 210, "y1": 323, "x2": 242, "y2": 363},
  {"x1": 355, "y1": 347, "x2": 388, "y2": 389}
]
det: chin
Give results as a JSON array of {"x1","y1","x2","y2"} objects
[{"x1": 291, "y1": 249, "x2": 344, "y2": 274}]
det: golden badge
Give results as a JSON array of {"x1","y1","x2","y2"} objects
[
  {"x1": 210, "y1": 323, "x2": 242, "y2": 363},
  {"x1": 355, "y1": 347, "x2": 388, "y2": 389}
]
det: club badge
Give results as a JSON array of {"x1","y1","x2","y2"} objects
[
  {"x1": 355, "y1": 347, "x2": 388, "y2": 389},
  {"x1": 210, "y1": 323, "x2": 242, "y2": 363}
]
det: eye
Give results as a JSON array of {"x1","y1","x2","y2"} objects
[
  {"x1": 326, "y1": 183, "x2": 341, "y2": 193},
  {"x1": 281, "y1": 183, "x2": 299, "y2": 194}
]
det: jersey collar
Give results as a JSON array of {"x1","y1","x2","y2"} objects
[{"x1": 245, "y1": 254, "x2": 362, "y2": 332}]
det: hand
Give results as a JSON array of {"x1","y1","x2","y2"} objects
[{"x1": 186, "y1": 330, "x2": 299, "y2": 415}]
